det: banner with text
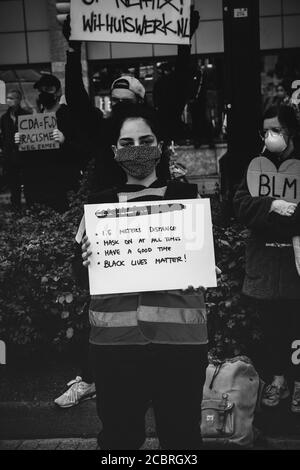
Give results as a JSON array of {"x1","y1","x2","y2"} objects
[
  {"x1": 70, "y1": 0, "x2": 191, "y2": 45},
  {"x1": 18, "y1": 113, "x2": 59, "y2": 152},
  {"x1": 247, "y1": 156, "x2": 300, "y2": 203},
  {"x1": 84, "y1": 198, "x2": 216, "y2": 295}
]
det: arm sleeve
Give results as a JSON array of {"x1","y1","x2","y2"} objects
[
  {"x1": 173, "y1": 45, "x2": 192, "y2": 113},
  {"x1": 233, "y1": 176, "x2": 300, "y2": 236},
  {"x1": 72, "y1": 241, "x2": 89, "y2": 290},
  {"x1": 65, "y1": 50, "x2": 103, "y2": 139}
]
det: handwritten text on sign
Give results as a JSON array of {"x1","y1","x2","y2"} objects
[
  {"x1": 18, "y1": 113, "x2": 59, "y2": 152},
  {"x1": 84, "y1": 199, "x2": 216, "y2": 295},
  {"x1": 70, "y1": 0, "x2": 191, "y2": 45},
  {"x1": 247, "y1": 156, "x2": 300, "y2": 203}
]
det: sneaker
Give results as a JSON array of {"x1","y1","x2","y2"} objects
[
  {"x1": 261, "y1": 380, "x2": 290, "y2": 407},
  {"x1": 291, "y1": 382, "x2": 300, "y2": 413},
  {"x1": 54, "y1": 376, "x2": 96, "y2": 408}
]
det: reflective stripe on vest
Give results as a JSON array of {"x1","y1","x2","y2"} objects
[
  {"x1": 89, "y1": 291, "x2": 208, "y2": 345},
  {"x1": 90, "y1": 306, "x2": 206, "y2": 327}
]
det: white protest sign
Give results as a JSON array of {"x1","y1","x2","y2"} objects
[
  {"x1": 70, "y1": 0, "x2": 191, "y2": 45},
  {"x1": 18, "y1": 113, "x2": 60, "y2": 152},
  {"x1": 0, "y1": 80, "x2": 5, "y2": 104},
  {"x1": 84, "y1": 198, "x2": 216, "y2": 295},
  {"x1": 247, "y1": 156, "x2": 300, "y2": 203}
]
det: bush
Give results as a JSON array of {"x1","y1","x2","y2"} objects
[
  {"x1": 0, "y1": 188, "x2": 260, "y2": 360},
  {"x1": 0, "y1": 183, "x2": 90, "y2": 357}
]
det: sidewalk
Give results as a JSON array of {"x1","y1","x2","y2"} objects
[
  {"x1": 1, "y1": 436, "x2": 300, "y2": 450},
  {"x1": 0, "y1": 438, "x2": 159, "y2": 450}
]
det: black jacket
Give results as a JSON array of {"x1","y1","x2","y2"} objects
[
  {"x1": 20, "y1": 104, "x2": 86, "y2": 198},
  {"x1": 0, "y1": 106, "x2": 29, "y2": 164}
]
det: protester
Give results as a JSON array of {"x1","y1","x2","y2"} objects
[
  {"x1": 63, "y1": 15, "x2": 171, "y2": 194},
  {"x1": 74, "y1": 103, "x2": 209, "y2": 450},
  {"x1": 0, "y1": 89, "x2": 29, "y2": 210},
  {"x1": 234, "y1": 103, "x2": 300, "y2": 412},
  {"x1": 54, "y1": 11, "x2": 200, "y2": 406},
  {"x1": 15, "y1": 74, "x2": 85, "y2": 213},
  {"x1": 263, "y1": 82, "x2": 290, "y2": 114}
]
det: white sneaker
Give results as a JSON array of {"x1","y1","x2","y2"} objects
[{"x1": 54, "y1": 376, "x2": 96, "y2": 408}]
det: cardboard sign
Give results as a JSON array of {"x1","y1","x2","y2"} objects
[
  {"x1": 18, "y1": 113, "x2": 59, "y2": 152},
  {"x1": 84, "y1": 198, "x2": 216, "y2": 295},
  {"x1": 70, "y1": 0, "x2": 191, "y2": 45},
  {"x1": 247, "y1": 156, "x2": 300, "y2": 203}
]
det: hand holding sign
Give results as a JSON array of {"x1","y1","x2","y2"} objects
[
  {"x1": 82, "y1": 235, "x2": 92, "y2": 267},
  {"x1": 84, "y1": 198, "x2": 216, "y2": 295},
  {"x1": 52, "y1": 128, "x2": 65, "y2": 144},
  {"x1": 18, "y1": 113, "x2": 60, "y2": 152},
  {"x1": 63, "y1": 14, "x2": 82, "y2": 51},
  {"x1": 270, "y1": 200, "x2": 297, "y2": 216}
]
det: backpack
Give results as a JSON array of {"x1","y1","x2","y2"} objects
[{"x1": 200, "y1": 356, "x2": 261, "y2": 448}]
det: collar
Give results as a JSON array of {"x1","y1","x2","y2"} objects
[{"x1": 118, "y1": 179, "x2": 167, "y2": 193}]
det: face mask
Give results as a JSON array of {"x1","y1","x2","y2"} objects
[
  {"x1": 38, "y1": 91, "x2": 57, "y2": 109},
  {"x1": 264, "y1": 130, "x2": 287, "y2": 153},
  {"x1": 115, "y1": 146, "x2": 161, "y2": 179}
]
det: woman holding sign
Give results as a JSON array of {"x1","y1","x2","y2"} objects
[
  {"x1": 234, "y1": 103, "x2": 300, "y2": 413},
  {"x1": 77, "y1": 103, "x2": 210, "y2": 450}
]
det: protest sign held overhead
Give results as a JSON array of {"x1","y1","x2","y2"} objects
[
  {"x1": 70, "y1": 0, "x2": 191, "y2": 45},
  {"x1": 18, "y1": 113, "x2": 60, "y2": 152},
  {"x1": 84, "y1": 198, "x2": 217, "y2": 296},
  {"x1": 247, "y1": 156, "x2": 300, "y2": 203}
]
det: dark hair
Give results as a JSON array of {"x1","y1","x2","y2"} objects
[
  {"x1": 8, "y1": 89, "x2": 22, "y2": 100},
  {"x1": 110, "y1": 102, "x2": 170, "y2": 181},
  {"x1": 111, "y1": 103, "x2": 161, "y2": 145},
  {"x1": 263, "y1": 103, "x2": 299, "y2": 137},
  {"x1": 276, "y1": 81, "x2": 290, "y2": 94}
]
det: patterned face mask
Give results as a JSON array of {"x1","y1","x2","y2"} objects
[{"x1": 114, "y1": 145, "x2": 161, "y2": 179}]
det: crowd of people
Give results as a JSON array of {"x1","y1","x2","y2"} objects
[{"x1": 1, "y1": 8, "x2": 300, "y2": 451}]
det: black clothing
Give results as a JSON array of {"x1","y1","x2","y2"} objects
[
  {"x1": 233, "y1": 153, "x2": 300, "y2": 300},
  {"x1": 234, "y1": 152, "x2": 300, "y2": 385},
  {"x1": 78, "y1": 179, "x2": 206, "y2": 449},
  {"x1": 153, "y1": 46, "x2": 193, "y2": 142},
  {"x1": 256, "y1": 299, "x2": 300, "y2": 383},
  {"x1": 91, "y1": 343, "x2": 207, "y2": 450},
  {"x1": 0, "y1": 106, "x2": 29, "y2": 207},
  {"x1": 65, "y1": 50, "x2": 127, "y2": 192},
  {"x1": 20, "y1": 104, "x2": 84, "y2": 213}
]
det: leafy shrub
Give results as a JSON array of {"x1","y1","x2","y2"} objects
[
  {"x1": 0, "y1": 187, "x2": 260, "y2": 359},
  {"x1": 0, "y1": 184, "x2": 89, "y2": 357}
]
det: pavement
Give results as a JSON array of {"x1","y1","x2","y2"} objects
[{"x1": 1, "y1": 398, "x2": 300, "y2": 450}]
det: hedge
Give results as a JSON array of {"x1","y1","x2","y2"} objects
[{"x1": 0, "y1": 180, "x2": 261, "y2": 360}]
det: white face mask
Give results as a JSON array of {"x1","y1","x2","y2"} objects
[{"x1": 264, "y1": 130, "x2": 287, "y2": 153}]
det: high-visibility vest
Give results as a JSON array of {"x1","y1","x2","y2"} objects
[
  {"x1": 87, "y1": 181, "x2": 208, "y2": 346},
  {"x1": 89, "y1": 290, "x2": 207, "y2": 345}
]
